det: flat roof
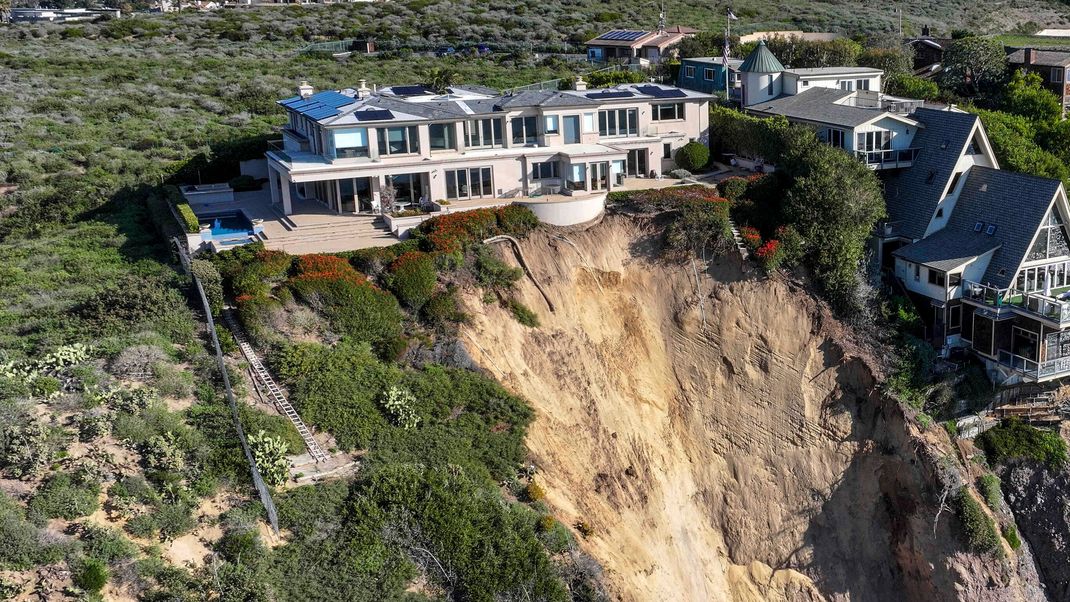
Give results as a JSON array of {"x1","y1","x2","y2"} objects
[{"x1": 783, "y1": 67, "x2": 884, "y2": 77}]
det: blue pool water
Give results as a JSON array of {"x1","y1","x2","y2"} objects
[{"x1": 203, "y1": 212, "x2": 253, "y2": 238}]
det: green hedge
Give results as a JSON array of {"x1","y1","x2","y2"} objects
[{"x1": 164, "y1": 185, "x2": 200, "y2": 234}]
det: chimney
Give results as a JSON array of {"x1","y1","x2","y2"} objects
[
  {"x1": 921, "y1": 25, "x2": 930, "y2": 37},
  {"x1": 356, "y1": 79, "x2": 372, "y2": 99},
  {"x1": 574, "y1": 76, "x2": 587, "y2": 91},
  {"x1": 1025, "y1": 48, "x2": 1036, "y2": 65},
  {"x1": 298, "y1": 80, "x2": 314, "y2": 99}
]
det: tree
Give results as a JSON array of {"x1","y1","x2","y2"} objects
[
  {"x1": 783, "y1": 145, "x2": 886, "y2": 311},
  {"x1": 424, "y1": 67, "x2": 459, "y2": 94},
  {"x1": 886, "y1": 73, "x2": 940, "y2": 101},
  {"x1": 858, "y1": 47, "x2": 914, "y2": 82},
  {"x1": 1002, "y1": 70, "x2": 1063, "y2": 124},
  {"x1": 939, "y1": 37, "x2": 1007, "y2": 96}
]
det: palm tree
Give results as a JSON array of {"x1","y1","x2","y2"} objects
[{"x1": 426, "y1": 67, "x2": 459, "y2": 94}]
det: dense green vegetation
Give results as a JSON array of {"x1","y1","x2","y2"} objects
[
  {"x1": 952, "y1": 487, "x2": 1003, "y2": 555},
  {"x1": 977, "y1": 419, "x2": 1070, "y2": 470}
]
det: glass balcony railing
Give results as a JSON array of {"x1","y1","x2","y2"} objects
[
  {"x1": 855, "y1": 148, "x2": 919, "y2": 169},
  {"x1": 963, "y1": 280, "x2": 1070, "y2": 324}
]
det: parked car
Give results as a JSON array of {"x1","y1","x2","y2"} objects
[{"x1": 434, "y1": 46, "x2": 456, "y2": 57}]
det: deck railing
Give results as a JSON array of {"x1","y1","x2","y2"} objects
[
  {"x1": 963, "y1": 280, "x2": 1070, "y2": 324},
  {"x1": 855, "y1": 147, "x2": 919, "y2": 169},
  {"x1": 963, "y1": 280, "x2": 1010, "y2": 307}
]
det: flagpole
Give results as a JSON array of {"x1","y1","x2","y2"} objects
[{"x1": 726, "y1": 8, "x2": 731, "y2": 43}]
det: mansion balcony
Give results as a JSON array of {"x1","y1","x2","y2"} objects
[
  {"x1": 995, "y1": 350, "x2": 1070, "y2": 382},
  {"x1": 855, "y1": 147, "x2": 920, "y2": 170}
]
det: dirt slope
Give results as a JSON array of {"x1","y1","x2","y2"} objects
[{"x1": 460, "y1": 215, "x2": 1046, "y2": 601}]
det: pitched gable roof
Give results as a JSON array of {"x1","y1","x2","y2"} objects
[
  {"x1": 1007, "y1": 48, "x2": 1070, "y2": 68},
  {"x1": 892, "y1": 228, "x2": 1001, "y2": 271},
  {"x1": 882, "y1": 108, "x2": 979, "y2": 240},
  {"x1": 944, "y1": 167, "x2": 1063, "y2": 288},
  {"x1": 746, "y1": 87, "x2": 891, "y2": 128}
]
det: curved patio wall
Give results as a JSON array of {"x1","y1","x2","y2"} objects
[{"x1": 518, "y1": 193, "x2": 606, "y2": 227}]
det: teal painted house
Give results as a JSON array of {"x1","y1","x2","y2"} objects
[{"x1": 677, "y1": 57, "x2": 744, "y2": 96}]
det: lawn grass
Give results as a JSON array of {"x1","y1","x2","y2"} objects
[{"x1": 995, "y1": 34, "x2": 1070, "y2": 49}]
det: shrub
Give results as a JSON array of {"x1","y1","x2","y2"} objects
[
  {"x1": 191, "y1": 259, "x2": 224, "y2": 317},
  {"x1": 75, "y1": 557, "x2": 109, "y2": 593},
  {"x1": 228, "y1": 175, "x2": 262, "y2": 192},
  {"x1": 80, "y1": 524, "x2": 136, "y2": 564},
  {"x1": 774, "y1": 225, "x2": 804, "y2": 268},
  {"x1": 718, "y1": 176, "x2": 748, "y2": 201},
  {"x1": 152, "y1": 362, "x2": 194, "y2": 399},
  {"x1": 495, "y1": 205, "x2": 539, "y2": 237},
  {"x1": 379, "y1": 386, "x2": 420, "y2": 430},
  {"x1": 740, "y1": 226, "x2": 762, "y2": 251},
  {"x1": 755, "y1": 239, "x2": 783, "y2": 271},
  {"x1": 669, "y1": 169, "x2": 692, "y2": 179},
  {"x1": 388, "y1": 251, "x2": 437, "y2": 310},
  {"x1": 416, "y1": 208, "x2": 500, "y2": 253},
  {"x1": 976, "y1": 419, "x2": 1069, "y2": 470},
  {"x1": 248, "y1": 430, "x2": 290, "y2": 487},
  {"x1": 474, "y1": 245, "x2": 523, "y2": 291},
  {"x1": 0, "y1": 492, "x2": 62, "y2": 569},
  {"x1": 507, "y1": 298, "x2": 539, "y2": 327},
  {"x1": 952, "y1": 487, "x2": 1002, "y2": 555},
  {"x1": 978, "y1": 474, "x2": 1002, "y2": 508},
  {"x1": 421, "y1": 287, "x2": 468, "y2": 329},
  {"x1": 574, "y1": 520, "x2": 593, "y2": 538},
  {"x1": 28, "y1": 472, "x2": 101, "y2": 524},
  {"x1": 525, "y1": 480, "x2": 546, "y2": 502},
  {"x1": 674, "y1": 141, "x2": 710, "y2": 171},
  {"x1": 289, "y1": 266, "x2": 403, "y2": 348},
  {"x1": 1002, "y1": 523, "x2": 1021, "y2": 550}
]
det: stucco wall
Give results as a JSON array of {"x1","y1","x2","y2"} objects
[{"x1": 517, "y1": 194, "x2": 606, "y2": 226}]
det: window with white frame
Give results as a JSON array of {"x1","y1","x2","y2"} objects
[
  {"x1": 582, "y1": 112, "x2": 596, "y2": 133},
  {"x1": 544, "y1": 115, "x2": 560, "y2": 134},
  {"x1": 429, "y1": 123, "x2": 457, "y2": 151},
  {"x1": 652, "y1": 102, "x2": 684, "y2": 121},
  {"x1": 1054, "y1": 68, "x2": 1064, "y2": 83},
  {"x1": 445, "y1": 167, "x2": 493, "y2": 199},
  {"x1": 376, "y1": 126, "x2": 420, "y2": 156},
  {"x1": 598, "y1": 108, "x2": 638, "y2": 137},
  {"x1": 684, "y1": 65, "x2": 695, "y2": 78},
  {"x1": 857, "y1": 130, "x2": 891, "y2": 152},
  {"x1": 857, "y1": 79, "x2": 870, "y2": 90},
  {"x1": 532, "y1": 161, "x2": 559, "y2": 180},
  {"x1": 332, "y1": 127, "x2": 369, "y2": 158},
  {"x1": 464, "y1": 118, "x2": 504, "y2": 148},
  {"x1": 511, "y1": 115, "x2": 538, "y2": 145},
  {"x1": 704, "y1": 68, "x2": 715, "y2": 81}
]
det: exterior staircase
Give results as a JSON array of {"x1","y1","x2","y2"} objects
[
  {"x1": 222, "y1": 311, "x2": 330, "y2": 463},
  {"x1": 256, "y1": 213, "x2": 396, "y2": 253}
]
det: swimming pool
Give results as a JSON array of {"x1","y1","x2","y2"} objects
[{"x1": 201, "y1": 212, "x2": 253, "y2": 239}]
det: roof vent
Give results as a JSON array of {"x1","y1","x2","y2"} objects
[
  {"x1": 979, "y1": 183, "x2": 988, "y2": 192},
  {"x1": 298, "y1": 80, "x2": 314, "y2": 99},
  {"x1": 998, "y1": 269, "x2": 1007, "y2": 276},
  {"x1": 940, "y1": 139, "x2": 950, "y2": 150}
]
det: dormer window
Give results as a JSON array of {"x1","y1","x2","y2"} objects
[{"x1": 986, "y1": 224, "x2": 997, "y2": 235}]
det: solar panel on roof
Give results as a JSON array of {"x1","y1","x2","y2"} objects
[
  {"x1": 392, "y1": 85, "x2": 432, "y2": 96},
  {"x1": 598, "y1": 30, "x2": 645, "y2": 41},
  {"x1": 353, "y1": 109, "x2": 395, "y2": 122},
  {"x1": 280, "y1": 90, "x2": 355, "y2": 121},
  {"x1": 637, "y1": 85, "x2": 686, "y2": 98},
  {"x1": 585, "y1": 91, "x2": 634, "y2": 99}
]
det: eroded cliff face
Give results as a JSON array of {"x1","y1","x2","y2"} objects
[
  {"x1": 459, "y1": 215, "x2": 1045, "y2": 601},
  {"x1": 1001, "y1": 459, "x2": 1070, "y2": 600}
]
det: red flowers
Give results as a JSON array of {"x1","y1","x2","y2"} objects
[
  {"x1": 755, "y1": 239, "x2": 780, "y2": 259},
  {"x1": 292, "y1": 253, "x2": 367, "y2": 286},
  {"x1": 740, "y1": 226, "x2": 762, "y2": 251}
]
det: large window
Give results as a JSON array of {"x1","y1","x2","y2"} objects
[
  {"x1": 332, "y1": 127, "x2": 369, "y2": 159},
  {"x1": 464, "y1": 119, "x2": 504, "y2": 149},
  {"x1": 544, "y1": 115, "x2": 560, "y2": 135},
  {"x1": 532, "y1": 161, "x2": 559, "y2": 180},
  {"x1": 445, "y1": 167, "x2": 493, "y2": 199},
  {"x1": 376, "y1": 126, "x2": 419, "y2": 156},
  {"x1": 511, "y1": 116, "x2": 538, "y2": 145},
  {"x1": 652, "y1": 103, "x2": 684, "y2": 121},
  {"x1": 429, "y1": 123, "x2": 457, "y2": 151},
  {"x1": 1028, "y1": 209, "x2": 1070, "y2": 261},
  {"x1": 856, "y1": 79, "x2": 871, "y2": 91},
  {"x1": 927, "y1": 269, "x2": 945, "y2": 287},
  {"x1": 825, "y1": 128, "x2": 845, "y2": 148},
  {"x1": 857, "y1": 130, "x2": 891, "y2": 152},
  {"x1": 598, "y1": 108, "x2": 638, "y2": 137}
]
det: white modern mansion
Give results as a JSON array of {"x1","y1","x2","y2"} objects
[{"x1": 265, "y1": 80, "x2": 713, "y2": 215}]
